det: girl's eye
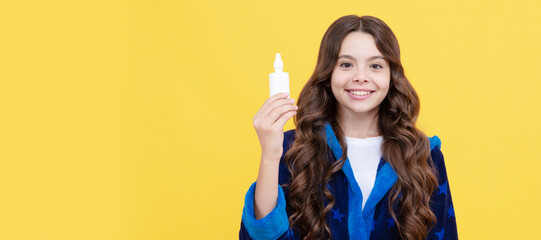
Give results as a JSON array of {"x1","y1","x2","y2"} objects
[
  {"x1": 370, "y1": 64, "x2": 383, "y2": 70},
  {"x1": 340, "y1": 62, "x2": 352, "y2": 68}
]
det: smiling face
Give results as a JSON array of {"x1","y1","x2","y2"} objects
[{"x1": 331, "y1": 31, "x2": 391, "y2": 122}]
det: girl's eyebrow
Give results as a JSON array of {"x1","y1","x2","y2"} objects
[
  {"x1": 338, "y1": 54, "x2": 385, "y2": 61},
  {"x1": 338, "y1": 54, "x2": 356, "y2": 60}
]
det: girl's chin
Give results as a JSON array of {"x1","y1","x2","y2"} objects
[{"x1": 340, "y1": 106, "x2": 380, "y2": 116}]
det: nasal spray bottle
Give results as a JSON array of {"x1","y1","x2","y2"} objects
[{"x1": 269, "y1": 53, "x2": 290, "y2": 97}]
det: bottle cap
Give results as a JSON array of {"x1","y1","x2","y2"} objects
[{"x1": 274, "y1": 53, "x2": 283, "y2": 72}]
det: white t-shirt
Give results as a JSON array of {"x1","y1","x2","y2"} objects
[{"x1": 345, "y1": 135, "x2": 383, "y2": 210}]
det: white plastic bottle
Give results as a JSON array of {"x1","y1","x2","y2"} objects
[{"x1": 269, "y1": 53, "x2": 290, "y2": 97}]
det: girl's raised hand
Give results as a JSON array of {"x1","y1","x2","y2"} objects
[{"x1": 252, "y1": 92, "x2": 298, "y2": 162}]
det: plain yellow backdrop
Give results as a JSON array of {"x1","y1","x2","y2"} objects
[{"x1": 1, "y1": 0, "x2": 540, "y2": 239}]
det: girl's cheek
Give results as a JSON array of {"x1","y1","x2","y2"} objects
[{"x1": 345, "y1": 72, "x2": 356, "y2": 79}]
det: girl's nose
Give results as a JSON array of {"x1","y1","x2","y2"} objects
[{"x1": 353, "y1": 68, "x2": 369, "y2": 83}]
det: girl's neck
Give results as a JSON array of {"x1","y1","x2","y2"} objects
[{"x1": 337, "y1": 109, "x2": 381, "y2": 139}]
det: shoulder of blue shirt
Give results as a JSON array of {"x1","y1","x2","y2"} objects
[
  {"x1": 283, "y1": 129, "x2": 442, "y2": 153},
  {"x1": 281, "y1": 129, "x2": 444, "y2": 178},
  {"x1": 281, "y1": 129, "x2": 448, "y2": 195}
]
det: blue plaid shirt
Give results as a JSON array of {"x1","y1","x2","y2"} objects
[{"x1": 240, "y1": 123, "x2": 458, "y2": 240}]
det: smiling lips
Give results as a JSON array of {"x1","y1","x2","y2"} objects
[{"x1": 346, "y1": 89, "x2": 375, "y2": 100}]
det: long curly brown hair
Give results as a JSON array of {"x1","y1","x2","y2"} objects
[{"x1": 283, "y1": 15, "x2": 438, "y2": 240}]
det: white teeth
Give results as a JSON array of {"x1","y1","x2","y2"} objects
[{"x1": 349, "y1": 90, "x2": 372, "y2": 96}]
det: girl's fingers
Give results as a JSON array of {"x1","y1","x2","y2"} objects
[
  {"x1": 273, "y1": 109, "x2": 297, "y2": 127},
  {"x1": 271, "y1": 92, "x2": 289, "y2": 99},
  {"x1": 267, "y1": 104, "x2": 298, "y2": 125},
  {"x1": 254, "y1": 103, "x2": 297, "y2": 131},
  {"x1": 255, "y1": 93, "x2": 289, "y2": 117},
  {"x1": 261, "y1": 98, "x2": 295, "y2": 119}
]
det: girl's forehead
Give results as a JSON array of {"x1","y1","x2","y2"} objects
[{"x1": 338, "y1": 31, "x2": 382, "y2": 58}]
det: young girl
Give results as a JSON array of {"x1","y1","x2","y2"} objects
[{"x1": 240, "y1": 15, "x2": 457, "y2": 240}]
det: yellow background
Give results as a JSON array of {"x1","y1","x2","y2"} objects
[{"x1": 1, "y1": 0, "x2": 540, "y2": 239}]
